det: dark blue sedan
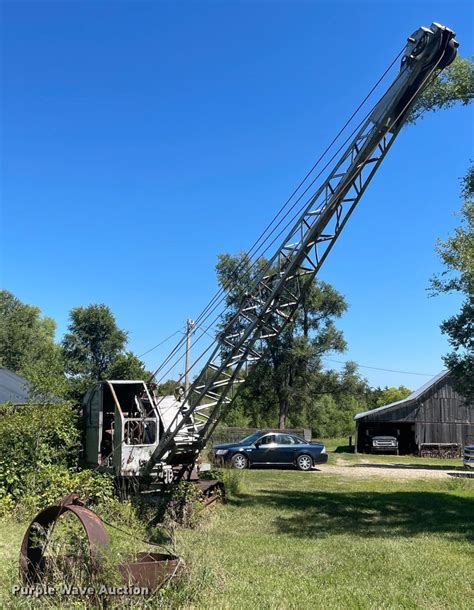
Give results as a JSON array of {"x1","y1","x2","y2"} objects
[{"x1": 209, "y1": 431, "x2": 328, "y2": 471}]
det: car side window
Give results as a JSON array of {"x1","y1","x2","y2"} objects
[
  {"x1": 276, "y1": 434, "x2": 295, "y2": 445},
  {"x1": 259, "y1": 434, "x2": 275, "y2": 445}
]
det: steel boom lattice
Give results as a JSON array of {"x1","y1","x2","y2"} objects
[{"x1": 144, "y1": 22, "x2": 458, "y2": 478}]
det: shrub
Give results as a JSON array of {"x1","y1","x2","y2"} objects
[
  {"x1": 0, "y1": 402, "x2": 80, "y2": 502},
  {"x1": 0, "y1": 401, "x2": 113, "y2": 513},
  {"x1": 23, "y1": 465, "x2": 113, "y2": 511}
]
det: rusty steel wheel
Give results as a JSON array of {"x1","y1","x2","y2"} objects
[
  {"x1": 231, "y1": 453, "x2": 248, "y2": 469},
  {"x1": 296, "y1": 454, "x2": 313, "y2": 471}
]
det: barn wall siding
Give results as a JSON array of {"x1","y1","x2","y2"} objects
[{"x1": 416, "y1": 422, "x2": 471, "y2": 445}]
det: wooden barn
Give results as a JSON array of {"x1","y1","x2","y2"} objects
[{"x1": 355, "y1": 371, "x2": 474, "y2": 456}]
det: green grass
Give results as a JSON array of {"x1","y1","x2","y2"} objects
[
  {"x1": 175, "y1": 467, "x2": 473, "y2": 609},
  {"x1": 1, "y1": 459, "x2": 472, "y2": 609}
]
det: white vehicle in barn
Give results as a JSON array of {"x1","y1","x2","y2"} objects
[{"x1": 463, "y1": 444, "x2": 474, "y2": 468}]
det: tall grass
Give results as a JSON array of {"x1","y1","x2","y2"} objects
[{"x1": 1, "y1": 462, "x2": 472, "y2": 609}]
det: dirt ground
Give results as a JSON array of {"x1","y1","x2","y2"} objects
[{"x1": 319, "y1": 458, "x2": 470, "y2": 480}]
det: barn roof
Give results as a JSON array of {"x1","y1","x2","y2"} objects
[
  {"x1": 0, "y1": 368, "x2": 31, "y2": 404},
  {"x1": 354, "y1": 370, "x2": 449, "y2": 421}
]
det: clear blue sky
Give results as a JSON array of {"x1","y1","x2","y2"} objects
[{"x1": 1, "y1": 1, "x2": 473, "y2": 389}]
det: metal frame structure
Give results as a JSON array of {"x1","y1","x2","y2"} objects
[
  {"x1": 141, "y1": 23, "x2": 458, "y2": 480},
  {"x1": 72, "y1": 23, "x2": 457, "y2": 484}
]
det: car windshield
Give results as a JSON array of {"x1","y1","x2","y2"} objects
[{"x1": 239, "y1": 432, "x2": 264, "y2": 445}]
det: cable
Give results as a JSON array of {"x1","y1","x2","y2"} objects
[
  {"x1": 138, "y1": 329, "x2": 184, "y2": 358},
  {"x1": 149, "y1": 68, "x2": 400, "y2": 390},
  {"x1": 152, "y1": 46, "x2": 448, "y2": 411},
  {"x1": 148, "y1": 107, "x2": 384, "y2": 387},
  {"x1": 104, "y1": 42, "x2": 449, "y2": 472},
  {"x1": 147, "y1": 46, "x2": 405, "y2": 383},
  {"x1": 100, "y1": 517, "x2": 184, "y2": 588},
  {"x1": 100, "y1": 517, "x2": 175, "y2": 555},
  {"x1": 323, "y1": 358, "x2": 437, "y2": 377}
]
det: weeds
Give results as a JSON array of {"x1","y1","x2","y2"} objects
[
  {"x1": 201, "y1": 465, "x2": 246, "y2": 498},
  {"x1": 2, "y1": 461, "x2": 472, "y2": 609}
]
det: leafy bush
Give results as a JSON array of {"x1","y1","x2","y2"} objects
[
  {"x1": 0, "y1": 401, "x2": 113, "y2": 515},
  {"x1": 0, "y1": 402, "x2": 79, "y2": 501}
]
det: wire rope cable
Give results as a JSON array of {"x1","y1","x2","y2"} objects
[
  {"x1": 146, "y1": 46, "x2": 407, "y2": 388},
  {"x1": 148, "y1": 47, "x2": 449, "y2": 418}
]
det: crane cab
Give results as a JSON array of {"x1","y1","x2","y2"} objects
[
  {"x1": 82, "y1": 380, "x2": 197, "y2": 477},
  {"x1": 82, "y1": 380, "x2": 161, "y2": 477}
]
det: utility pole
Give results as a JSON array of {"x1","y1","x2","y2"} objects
[{"x1": 184, "y1": 319, "x2": 195, "y2": 393}]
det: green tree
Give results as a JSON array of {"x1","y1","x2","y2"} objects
[
  {"x1": 431, "y1": 164, "x2": 473, "y2": 399},
  {"x1": 62, "y1": 304, "x2": 152, "y2": 399},
  {"x1": 62, "y1": 304, "x2": 128, "y2": 397},
  {"x1": 216, "y1": 253, "x2": 347, "y2": 429},
  {"x1": 0, "y1": 290, "x2": 55, "y2": 372},
  {"x1": 307, "y1": 363, "x2": 370, "y2": 437},
  {"x1": 370, "y1": 385, "x2": 412, "y2": 408},
  {"x1": 408, "y1": 55, "x2": 474, "y2": 124},
  {"x1": 156, "y1": 379, "x2": 179, "y2": 396},
  {"x1": 106, "y1": 351, "x2": 150, "y2": 380},
  {"x1": 408, "y1": 54, "x2": 473, "y2": 399},
  {"x1": 0, "y1": 290, "x2": 67, "y2": 400}
]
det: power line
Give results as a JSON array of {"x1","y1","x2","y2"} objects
[
  {"x1": 322, "y1": 358, "x2": 437, "y2": 377},
  {"x1": 138, "y1": 329, "x2": 184, "y2": 358}
]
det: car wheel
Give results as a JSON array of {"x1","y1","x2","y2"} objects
[
  {"x1": 296, "y1": 454, "x2": 313, "y2": 471},
  {"x1": 231, "y1": 453, "x2": 248, "y2": 470}
]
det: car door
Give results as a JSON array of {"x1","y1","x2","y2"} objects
[
  {"x1": 251, "y1": 434, "x2": 277, "y2": 464},
  {"x1": 274, "y1": 433, "x2": 299, "y2": 463}
]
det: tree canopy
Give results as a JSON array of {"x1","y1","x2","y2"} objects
[
  {"x1": 431, "y1": 164, "x2": 473, "y2": 399},
  {"x1": 0, "y1": 290, "x2": 67, "y2": 399},
  {"x1": 370, "y1": 385, "x2": 412, "y2": 408},
  {"x1": 62, "y1": 304, "x2": 128, "y2": 380},
  {"x1": 0, "y1": 290, "x2": 56, "y2": 373},
  {"x1": 216, "y1": 253, "x2": 351, "y2": 430},
  {"x1": 62, "y1": 304, "x2": 149, "y2": 399},
  {"x1": 408, "y1": 54, "x2": 473, "y2": 400},
  {"x1": 408, "y1": 55, "x2": 474, "y2": 124},
  {"x1": 0, "y1": 294, "x2": 150, "y2": 402}
]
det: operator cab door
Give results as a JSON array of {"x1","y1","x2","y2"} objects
[
  {"x1": 274, "y1": 433, "x2": 301, "y2": 463},
  {"x1": 251, "y1": 434, "x2": 277, "y2": 464},
  {"x1": 84, "y1": 385, "x2": 103, "y2": 466}
]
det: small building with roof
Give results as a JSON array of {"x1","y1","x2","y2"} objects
[
  {"x1": 0, "y1": 368, "x2": 31, "y2": 405},
  {"x1": 354, "y1": 371, "x2": 473, "y2": 455}
]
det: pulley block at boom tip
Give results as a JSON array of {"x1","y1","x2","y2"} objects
[{"x1": 370, "y1": 23, "x2": 458, "y2": 132}]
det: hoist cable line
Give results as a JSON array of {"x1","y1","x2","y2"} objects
[
  {"x1": 147, "y1": 46, "x2": 405, "y2": 384},
  {"x1": 179, "y1": 47, "x2": 405, "y2": 322},
  {"x1": 322, "y1": 358, "x2": 438, "y2": 377},
  {"x1": 144, "y1": 42, "x2": 453, "y2": 474},
  {"x1": 148, "y1": 60, "x2": 408, "y2": 392},
  {"x1": 148, "y1": 80, "x2": 417, "y2": 399}
]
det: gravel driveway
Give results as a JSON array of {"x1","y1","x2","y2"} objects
[{"x1": 318, "y1": 458, "x2": 468, "y2": 480}]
